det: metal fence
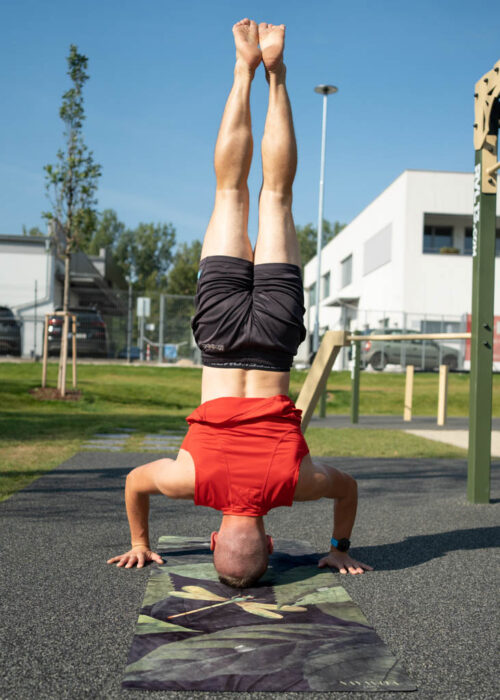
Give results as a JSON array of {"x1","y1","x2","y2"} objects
[
  {"x1": 2, "y1": 291, "x2": 493, "y2": 371},
  {"x1": 1, "y1": 289, "x2": 199, "y2": 364},
  {"x1": 304, "y1": 307, "x2": 473, "y2": 372}
]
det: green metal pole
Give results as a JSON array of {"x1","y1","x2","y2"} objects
[
  {"x1": 350, "y1": 333, "x2": 361, "y2": 423},
  {"x1": 468, "y1": 84, "x2": 499, "y2": 503}
]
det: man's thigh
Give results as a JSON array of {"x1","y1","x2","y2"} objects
[
  {"x1": 201, "y1": 189, "x2": 253, "y2": 261},
  {"x1": 253, "y1": 190, "x2": 300, "y2": 266}
]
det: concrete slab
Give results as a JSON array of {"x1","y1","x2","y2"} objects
[
  {"x1": 143, "y1": 434, "x2": 185, "y2": 440},
  {"x1": 310, "y1": 414, "x2": 500, "y2": 431},
  {"x1": 94, "y1": 433, "x2": 130, "y2": 440},
  {"x1": 141, "y1": 444, "x2": 182, "y2": 449},
  {"x1": 81, "y1": 444, "x2": 123, "y2": 451},
  {"x1": 405, "y1": 429, "x2": 500, "y2": 457}
]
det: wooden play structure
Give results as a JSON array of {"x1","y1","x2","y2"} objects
[{"x1": 296, "y1": 331, "x2": 471, "y2": 432}]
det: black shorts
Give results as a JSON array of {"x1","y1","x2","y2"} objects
[{"x1": 192, "y1": 255, "x2": 306, "y2": 371}]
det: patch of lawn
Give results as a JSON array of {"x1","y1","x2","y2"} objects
[
  {"x1": 289, "y1": 369, "x2": 499, "y2": 417},
  {"x1": 305, "y1": 428, "x2": 468, "y2": 458},
  {"x1": 0, "y1": 362, "x2": 494, "y2": 501},
  {"x1": 0, "y1": 440, "x2": 82, "y2": 502}
]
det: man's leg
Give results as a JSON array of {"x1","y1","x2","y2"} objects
[
  {"x1": 201, "y1": 19, "x2": 261, "y2": 262},
  {"x1": 254, "y1": 23, "x2": 300, "y2": 267}
]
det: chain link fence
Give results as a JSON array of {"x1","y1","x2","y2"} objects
[
  {"x1": 352, "y1": 309, "x2": 468, "y2": 372},
  {"x1": 301, "y1": 307, "x2": 477, "y2": 372},
  {"x1": 1, "y1": 289, "x2": 199, "y2": 364},
  {"x1": 3, "y1": 289, "x2": 497, "y2": 370}
]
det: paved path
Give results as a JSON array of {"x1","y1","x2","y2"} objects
[
  {"x1": 309, "y1": 414, "x2": 500, "y2": 431},
  {"x1": 1, "y1": 452, "x2": 498, "y2": 699},
  {"x1": 405, "y1": 429, "x2": 500, "y2": 457}
]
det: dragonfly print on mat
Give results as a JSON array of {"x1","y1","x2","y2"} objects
[{"x1": 167, "y1": 585, "x2": 307, "y2": 620}]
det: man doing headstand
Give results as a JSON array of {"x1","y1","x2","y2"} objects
[{"x1": 108, "y1": 19, "x2": 372, "y2": 587}]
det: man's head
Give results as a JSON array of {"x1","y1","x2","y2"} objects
[{"x1": 211, "y1": 515, "x2": 273, "y2": 588}]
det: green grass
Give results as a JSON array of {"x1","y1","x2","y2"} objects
[
  {"x1": 288, "y1": 369, "x2": 498, "y2": 417},
  {"x1": 305, "y1": 428, "x2": 466, "y2": 458},
  {"x1": 1, "y1": 362, "x2": 494, "y2": 501}
]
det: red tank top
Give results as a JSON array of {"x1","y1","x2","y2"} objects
[{"x1": 181, "y1": 395, "x2": 309, "y2": 516}]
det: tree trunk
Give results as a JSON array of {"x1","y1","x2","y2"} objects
[
  {"x1": 63, "y1": 250, "x2": 71, "y2": 312},
  {"x1": 58, "y1": 249, "x2": 71, "y2": 395}
]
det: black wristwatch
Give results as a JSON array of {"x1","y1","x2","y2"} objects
[{"x1": 330, "y1": 537, "x2": 350, "y2": 552}]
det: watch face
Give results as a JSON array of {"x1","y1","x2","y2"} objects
[{"x1": 337, "y1": 538, "x2": 350, "y2": 552}]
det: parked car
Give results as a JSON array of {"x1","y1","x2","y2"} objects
[
  {"x1": 358, "y1": 328, "x2": 460, "y2": 371},
  {"x1": 0, "y1": 306, "x2": 22, "y2": 356},
  {"x1": 47, "y1": 307, "x2": 108, "y2": 357}
]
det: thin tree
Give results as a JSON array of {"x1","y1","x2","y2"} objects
[
  {"x1": 44, "y1": 44, "x2": 101, "y2": 309},
  {"x1": 43, "y1": 44, "x2": 101, "y2": 394}
]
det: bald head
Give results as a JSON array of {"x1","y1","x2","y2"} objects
[{"x1": 212, "y1": 517, "x2": 272, "y2": 588}]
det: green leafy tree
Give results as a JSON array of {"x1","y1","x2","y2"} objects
[
  {"x1": 83, "y1": 209, "x2": 126, "y2": 255},
  {"x1": 296, "y1": 219, "x2": 345, "y2": 268},
  {"x1": 114, "y1": 222, "x2": 176, "y2": 290},
  {"x1": 43, "y1": 44, "x2": 101, "y2": 312},
  {"x1": 167, "y1": 240, "x2": 202, "y2": 296},
  {"x1": 22, "y1": 225, "x2": 45, "y2": 237}
]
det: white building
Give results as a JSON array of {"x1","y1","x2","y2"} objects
[
  {"x1": 301, "y1": 170, "x2": 500, "y2": 369},
  {"x1": 0, "y1": 232, "x2": 126, "y2": 357}
]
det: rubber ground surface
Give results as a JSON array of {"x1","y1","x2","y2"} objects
[{"x1": 1, "y1": 451, "x2": 498, "y2": 700}]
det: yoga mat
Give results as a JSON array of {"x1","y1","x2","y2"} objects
[{"x1": 122, "y1": 536, "x2": 416, "y2": 692}]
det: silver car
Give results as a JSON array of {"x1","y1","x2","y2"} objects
[{"x1": 359, "y1": 328, "x2": 460, "y2": 371}]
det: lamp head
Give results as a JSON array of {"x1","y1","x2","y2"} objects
[{"x1": 314, "y1": 84, "x2": 338, "y2": 95}]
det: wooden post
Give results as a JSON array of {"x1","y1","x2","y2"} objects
[
  {"x1": 296, "y1": 331, "x2": 349, "y2": 431},
  {"x1": 60, "y1": 313, "x2": 69, "y2": 398},
  {"x1": 57, "y1": 342, "x2": 63, "y2": 391},
  {"x1": 71, "y1": 314, "x2": 77, "y2": 390},
  {"x1": 42, "y1": 314, "x2": 49, "y2": 388},
  {"x1": 403, "y1": 365, "x2": 414, "y2": 422},
  {"x1": 437, "y1": 364, "x2": 448, "y2": 426}
]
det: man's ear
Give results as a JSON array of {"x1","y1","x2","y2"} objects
[
  {"x1": 210, "y1": 531, "x2": 218, "y2": 552},
  {"x1": 267, "y1": 535, "x2": 274, "y2": 554}
]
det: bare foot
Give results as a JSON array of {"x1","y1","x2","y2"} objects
[
  {"x1": 232, "y1": 18, "x2": 261, "y2": 71},
  {"x1": 258, "y1": 23, "x2": 285, "y2": 73}
]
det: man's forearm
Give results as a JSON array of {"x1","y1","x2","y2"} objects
[
  {"x1": 331, "y1": 478, "x2": 358, "y2": 546},
  {"x1": 125, "y1": 472, "x2": 151, "y2": 547}
]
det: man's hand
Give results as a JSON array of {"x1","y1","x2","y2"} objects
[
  {"x1": 107, "y1": 546, "x2": 163, "y2": 569},
  {"x1": 318, "y1": 550, "x2": 373, "y2": 575}
]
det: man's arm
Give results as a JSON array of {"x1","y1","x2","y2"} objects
[
  {"x1": 294, "y1": 457, "x2": 373, "y2": 575},
  {"x1": 107, "y1": 457, "x2": 194, "y2": 569}
]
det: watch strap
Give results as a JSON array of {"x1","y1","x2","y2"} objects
[{"x1": 330, "y1": 537, "x2": 350, "y2": 552}]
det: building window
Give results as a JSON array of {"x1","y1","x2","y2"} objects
[
  {"x1": 464, "y1": 227, "x2": 500, "y2": 255},
  {"x1": 341, "y1": 255, "x2": 352, "y2": 288},
  {"x1": 309, "y1": 282, "x2": 316, "y2": 306},
  {"x1": 322, "y1": 271, "x2": 330, "y2": 299},
  {"x1": 423, "y1": 225, "x2": 453, "y2": 253},
  {"x1": 464, "y1": 227, "x2": 473, "y2": 255}
]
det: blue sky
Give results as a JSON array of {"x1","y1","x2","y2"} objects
[{"x1": 1, "y1": 0, "x2": 499, "y2": 246}]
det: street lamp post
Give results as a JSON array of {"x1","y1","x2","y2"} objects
[{"x1": 312, "y1": 84, "x2": 338, "y2": 354}]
